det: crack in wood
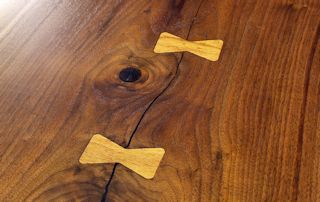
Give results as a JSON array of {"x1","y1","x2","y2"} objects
[{"x1": 101, "y1": 0, "x2": 205, "y2": 200}]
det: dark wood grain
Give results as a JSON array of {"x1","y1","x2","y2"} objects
[
  {"x1": 106, "y1": 0, "x2": 320, "y2": 201},
  {"x1": 0, "y1": 0, "x2": 202, "y2": 200},
  {"x1": 1, "y1": 0, "x2": 320, "y2": 201},
  {"x1": 297, "y1": 35, "x2": 320, "y2": 201}
]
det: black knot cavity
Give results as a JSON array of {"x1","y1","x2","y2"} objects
[{"x1": 119, "y1": 67, "x2": 141, "y2": 82}]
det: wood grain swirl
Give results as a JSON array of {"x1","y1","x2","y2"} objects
[
  {"x1": 0, "y1": 0, "x2": 320, "y2": 201},
  {"x1": 0, "y1": 0, "x2": 202, "y2": 201},
  {"x1": 106, "y1": 0, "x2": 320, "y2": 201}
]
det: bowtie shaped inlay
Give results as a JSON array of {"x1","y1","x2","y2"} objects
[
  {"x1": 154, "y1": 32, "x2": 223, "y2": 61},
  {"x1": 79, "y1": 134, "x2": 165, "y2": 179}
]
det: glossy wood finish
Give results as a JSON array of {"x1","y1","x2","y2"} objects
[
  {"x1": 0, "y1": 0, "x2": 319, "y2": 201},
  {"x1": 0, "y1": 0, "x2": 201, "y2": 200},
  {"x1": 107, "y1": 0, "x2": 320, "y2": 201}
]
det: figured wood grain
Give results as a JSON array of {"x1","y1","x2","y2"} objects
[
  {"x1": 154, "y1": 32, "x2": 223, "y2": 61},
  {"x1": 80, "y1": 134, "x2": 165, "y2": 179},
  {"x1": 107, "y1": 0, "x2": 320, "y2": 201},
  {"x1": 1, "y1": 0, "x2": 320, "y2": 201},
  {"x1": 0, "y1": 0, "x2": 203, "y2": 201}
]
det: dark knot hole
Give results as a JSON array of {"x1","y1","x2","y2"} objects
[{"x1": 119, "y1": 67, "x2": 142, "y2": 82}]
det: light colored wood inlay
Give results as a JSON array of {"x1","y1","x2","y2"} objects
[
  {"x1": 154, "y1": 32, "x2": 223, "y2": 61},
  {"x1": 80, "y1": 134, "x2": 165, "y2": 179}
]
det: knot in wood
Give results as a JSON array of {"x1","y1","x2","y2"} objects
[{"x1": 119, "y1": 67, "x2": 141, "y2": 82}]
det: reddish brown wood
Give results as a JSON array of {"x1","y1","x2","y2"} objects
[
  {"x1": 0, "y1": 0, "x2": 201, "y2": 200},
  {"x1": 106, "y1": 0, "x2": 320, "y2": 201},
  {"x1": 0, "y1": 0, "x2": 320, "y2": 201},
  {"x1": 297, "y1": 36, "x2": 320, "y2": 201}
]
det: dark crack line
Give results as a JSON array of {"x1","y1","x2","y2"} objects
[
  {"x1": 101, "y1": 163, "x2": 118, "y2": 202},
  {"x1": 100, "y1": 53, "x2": 186, "y2": 202},
  {"x1": 101, "y1": 1, "x2": 205, "y2": 201}
]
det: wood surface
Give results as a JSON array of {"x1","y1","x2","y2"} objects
[
  {"x1": 0, "y1": 0, "x2": 319, "y2": 201},
  {"x1": 80, "y1": 134, "x2": 165, "y2": 179},
  {"x1": 0, "y1": 0, "x2": 202, "y2": 201},
  {"x1": 154, "y1": 32, "x2": 223, "y2": 61},
  {"x1": 297, "y1": 38, "x2": 320, "y2": 202},
  {"x1": 106, "y1": 0, "x2": 320, "y2": 201}
]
